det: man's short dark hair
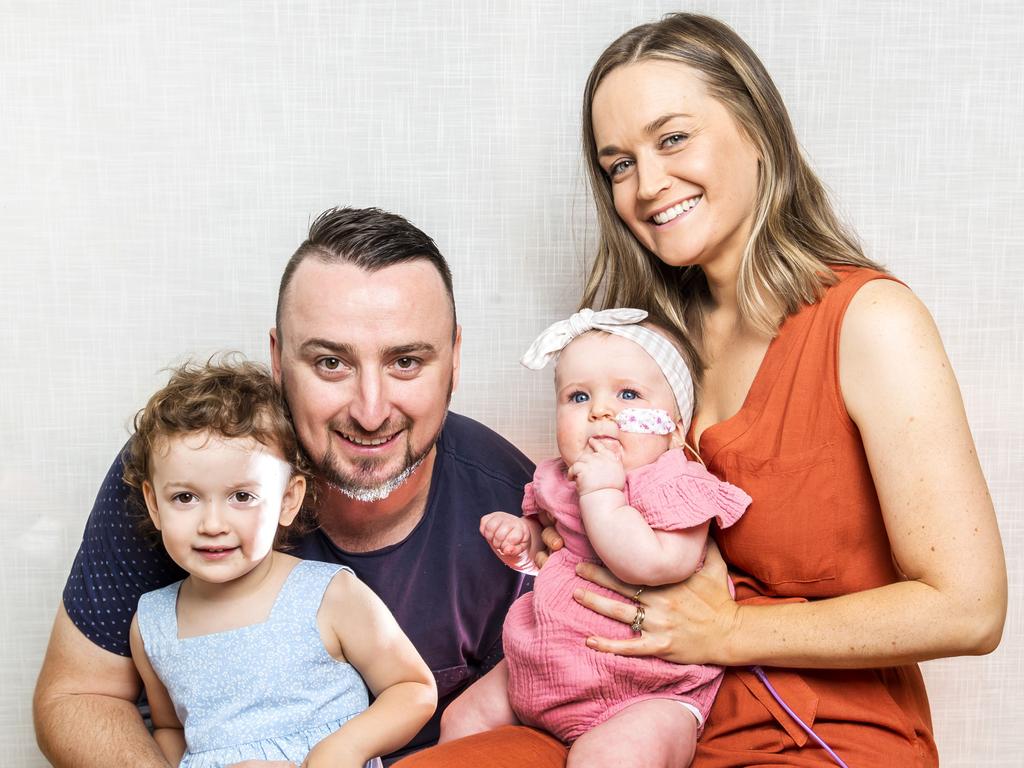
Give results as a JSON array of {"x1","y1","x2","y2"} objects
[{"x1": 276, "y1": 206, "x2": 457, "y2": 342}]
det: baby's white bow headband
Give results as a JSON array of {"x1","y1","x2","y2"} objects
[{"x1": 520, "y1": 307, "x2": 695, "y2": 435}]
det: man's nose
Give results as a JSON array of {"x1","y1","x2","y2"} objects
[{"x1": 348, "y1": 368, "x2": 391, "y2": 432}]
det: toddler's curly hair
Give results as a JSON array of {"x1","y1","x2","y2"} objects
[{"x1": 122, "y1": 354, "x2": 315, "y2": 546}]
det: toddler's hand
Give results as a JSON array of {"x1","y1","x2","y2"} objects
[
  {"x1": 569, "y1": 437, "x2": 626, "y2": 496},
  {"x1": 480, "y1": 511, "x2": 532, "y2": 558}
]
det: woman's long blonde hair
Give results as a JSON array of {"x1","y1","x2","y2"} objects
[{"x1": 580, "y1": 13, "x2": 881, "y2": 379}]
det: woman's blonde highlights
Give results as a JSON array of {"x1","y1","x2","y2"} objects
[{"x1": 581, "y1": 14, "x2": 880, "y2": 375}]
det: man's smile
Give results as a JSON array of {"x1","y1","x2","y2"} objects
[{"x1": 340, "y1": 430, "x2": 400, "y2": 447}]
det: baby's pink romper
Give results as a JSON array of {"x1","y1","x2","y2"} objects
[{"x1": 502, "y1": 449, "x2": 750, "y2": 743}]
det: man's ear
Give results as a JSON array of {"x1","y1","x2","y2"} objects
[
  {"x1": 269, "y1": 327, "x2": 282, "y2": 385},
  {"x1": 278, "y1": 473, "x2": 306, "y2": 528},
  {"x1": 142, "y1": 480, "x2": 162, "y2": 531},
  {"x1": 451, "y1": 324, "x2": 463, "y2": 393}
]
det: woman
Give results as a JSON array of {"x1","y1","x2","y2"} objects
[{"x1": 398, "y1": 13, "x2": 1006, "y2": 767}]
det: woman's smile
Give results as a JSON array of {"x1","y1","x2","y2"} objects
[
  {"x1": 591, "y1": 59, "x2": 760, "y2": 273},
  {"x1": 650, "y1": 194, "x2": 702, "y2": 226}
]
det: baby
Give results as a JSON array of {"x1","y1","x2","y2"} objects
[
  {"x1": 124, "y1": 357, "x2": 436, "y2": 768},
  {"x1": 440, "y1": 308, "x2": 750, "y2": 767}
]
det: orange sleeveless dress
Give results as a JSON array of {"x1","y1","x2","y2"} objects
[
  {"x1": 395, "y1": 267, "x2": 938, "y2": 767},
  {"x1": 691, "y1": 267, "x2": 937, "y2": 766}
]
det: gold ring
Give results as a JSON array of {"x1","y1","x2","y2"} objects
[
  {"x1": 632, "y1": 587, "x2": 644, "y2": 603},
  {"x1": 630, "y1": 605, "x2": 646, "y2": 633}
]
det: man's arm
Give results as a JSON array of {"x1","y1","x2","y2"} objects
[{"x1": 34, "y1": 602, "x2": 170, "y2": 768}]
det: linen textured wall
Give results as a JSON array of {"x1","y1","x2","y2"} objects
[{"x1": 3, "y1": 1, "x2": 1021, "y2": 765}]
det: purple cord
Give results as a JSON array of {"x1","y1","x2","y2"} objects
[{"x1": 748, "y1": 666, "x2": 850, "y2": 768}]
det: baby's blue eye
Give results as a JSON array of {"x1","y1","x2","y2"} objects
[
  {"x1": 620, "y1": 389, "x2": 640, "y2": 400},
  {"x1": 569, "y1": 391, "x2": 589, "y2": 404}
]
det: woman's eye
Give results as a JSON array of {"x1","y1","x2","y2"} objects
[
  {"x1": 172, "y1": 492, "x2": 195, "y2": 504},
  {"x1": 233, "y1": 491, "x2": 256, "y2": 504},
  {"x1": 661, "y1": 133, "x2": 688, "y2": 149},
  {"x1": 569, "y1": 391, "x2": 590, "y2": 404},
  {"x1": 608, "y1": 158, "x2": 634, "y2": 178},
  {"x1": 619, "y1": 389, "x2": 640, "y2": 401}
]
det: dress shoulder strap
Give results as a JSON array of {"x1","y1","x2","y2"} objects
[
  {"x1": 269, "y1": 560, "x2": 352, "y2": 625},
  {"x1": 135, "y1": 580, "x2": 184, "y2": 652},
  {"x1": 817, "y1": 267, "x2": 904, "y2": 324}
]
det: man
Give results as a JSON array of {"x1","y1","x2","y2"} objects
[{"x1": 34, "y1": 207, "x2": 534, "y2": 766}]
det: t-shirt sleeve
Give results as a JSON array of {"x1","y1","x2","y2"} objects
[
  {"x1": 62, "y1": 448, "x2": 184, "y2": 657},
  {"x1": 626, "y1": 449, "x2": 752, "y2": 532}
]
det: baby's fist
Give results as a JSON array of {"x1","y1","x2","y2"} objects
[{"x1": 480, "y1": 511, "x2": 530, "y2": 557}]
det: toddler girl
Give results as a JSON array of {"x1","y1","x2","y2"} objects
[
  {"x1": 124, "y1": 358, "x2": 436, "y2": 768},
  {"x1": 440, "y1": 309, "x2": 750, "y2": 767}
]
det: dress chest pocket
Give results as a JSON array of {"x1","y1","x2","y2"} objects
[{"x1": 718, "y1": 443, "x2": 837, "y2": 589}]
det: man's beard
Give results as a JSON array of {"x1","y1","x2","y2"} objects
[
  {"x1": 315, "y1": 420, "x2": 437, "y2": 503},
  {"x1": 282, "y1": 370, "x2": 452, "y2": 503}
]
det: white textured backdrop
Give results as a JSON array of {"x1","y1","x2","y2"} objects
[{"x1": 2, "y1": 1, "x2": 1021, "y2": 765}]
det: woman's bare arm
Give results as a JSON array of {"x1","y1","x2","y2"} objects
[{"x1": 577, "y1": 281, "x2": 1007, "y2": 668}]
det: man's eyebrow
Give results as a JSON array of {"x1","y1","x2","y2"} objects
[
  {"x1": 297, "y1": 339, "x2": 439, "y2": 358},
  {"x1": 298, "y1": 338, "x2": 355, "y2": 357},
  {"x1": 598, "y1": 113, "x2": 692, "y2": 157},
  {"x1": 386, "y1": 342, "x2": 438, "y2": 357}
]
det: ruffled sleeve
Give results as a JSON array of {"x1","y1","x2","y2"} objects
[
  {"x1": 521, "y1": 458, "x2": 570, "y2": 520},
  {"x1": 521, "y1": 480, "x2": 539, "y2": 519},
  {"x1": 625, "y1": 449, "x2": 751, "y2": 531}
]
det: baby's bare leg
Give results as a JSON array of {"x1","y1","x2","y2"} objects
[
  {"x1": 438, "y1": 659, "x2": 520, "y2": 743},
  {"x1": 567, "y1": 699, "x2": 698, "y2": 768}
]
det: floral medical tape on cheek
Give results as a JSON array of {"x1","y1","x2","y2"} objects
[{"x1": 615, "y1": 408, "x2": 676, "y2": 435}]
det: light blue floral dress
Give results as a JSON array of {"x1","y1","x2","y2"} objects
[{"x1": 137, "y1": 560, "x2": 382, "y2": 768}]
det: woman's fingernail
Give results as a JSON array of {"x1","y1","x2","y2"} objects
[
  {"x1": 586, "y1": 637, "x2": 597, "y2": 648},
  {"x1": 573, "y1": 589, "x2": 584, "y2": 601}
]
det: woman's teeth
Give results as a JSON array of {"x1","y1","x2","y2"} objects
[{"x1": 652, "y1": 195, "x2": 702, "y2": 225}]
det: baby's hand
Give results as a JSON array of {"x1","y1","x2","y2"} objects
[
  {"x1": 569, "y1": 437, "x2": 627, "y2": 496},
  {"x1": 480, "y1": 511, "x2": 533, "y2": 559}
]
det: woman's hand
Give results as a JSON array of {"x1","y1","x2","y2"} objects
[
  {"x1": 531, "y1": 511, "x2": 563, "y2": 570},
  {"x1": 573, "y1": 540, "x2": 740, "y2": 665}
]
